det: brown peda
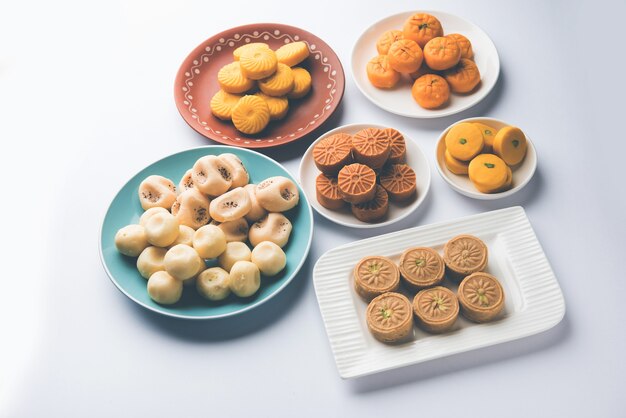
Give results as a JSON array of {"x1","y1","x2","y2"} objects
[
  {"x1": 384, "y1": 128, "x2": 406, "y2": 164},
  {"x1": 458, "y1": 272, "x2": 505, "y2": 322},
  {"x1": 398, "y1": 247, "x2": 445, "y2": 290},
  {"x1": 315, "y1": 173, "x2": 345, "y2": 210},
  {"x1": 353, "y1": 255, "x2": 400, "y2": 300},
  {"x1": 337, "y1": 163, "x2": 377, "y2": 204},
  {"x1": 413, "y1": 286, "x2": 459, "y2": 333},
  {"x1": 443, "y1": 234, "x2": 488, "y2": 281},
  {"x1": 366, "y1": 292, "x2": 413, "y2": 343},
  {"x1": 352, "y1": 128, "x2": 391, "y2": 170},
  {"x1": 351, "y1": 185, "x2": 389, "y2": 223},
  {"x1": 379, "y1": 164, "x2": 417, "y2": 202},
  {"x1": 312, "y1": 133, "x2": 353, "y2": 175}
]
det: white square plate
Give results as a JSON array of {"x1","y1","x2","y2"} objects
[{"x1": 313, "y1": 206, "x2": 565, "y2": 378}]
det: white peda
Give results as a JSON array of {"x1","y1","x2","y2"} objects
[
  {"x1": 139, "y1": 207, "x2": 169, "y2": 227},
  {"x1": 169, "y1": 225, "x2": 195, "y2": 247},
  {"x1": 218, "y1": 241, "x2": 252, "y2": 272},
  {"x1": 209, "y1": 187, "x2": 251, "y2": 222},
  {"x1": 255, "y1": 176, "x2": 300, "y2": 212},
  {"x1": 144, "y1": 211, "x2": 179, "y2": 247},
  {"x1": 147, "y1": 271, "x2": 182, "y2": 304},
  {"x1": 196, "y1": 267, "x2": 231, "y2": 301},
  {"x1": 137, "y1": 246, "x2": 167, "y2": 279},
  {"x1": 164, "y1": 244, "x2": 204, "y2": 280},
  {"x1": 178, "y1": 169, "x2": 195, "y2": 194},
  {"x1": 229, "y1": 261, "x2": 261, "y2": 297},
  {"x1": 193, "y1": 224, "x2": 227, "y2": 259},
  {"x1": 114, "y1": 224, "x2": 149, "y2": 257},
  {"x1": 212, "y1": 218, "x2": 249, "y2": 242},
  {"x1": 171, "y1": 188, "x2": 211, "y2": 229},
  {"x1": 248, "y1": 213, "x2": 292, "y2": 248},
  {"x1": 251, "y1": 241, "x2": 286, "y2": 276},
  {"x1": 243, "y1": 184, "x2": 267, "y2": 223},
  {"x1": 138, "y1": 175, "x2": 177, "y2": 210},
  {"x1": 219, "y1": 153, "x2": 249, "y2": 188},
  {"x1": 191, "y1": 155, "x2": 234, "y2": 196}
]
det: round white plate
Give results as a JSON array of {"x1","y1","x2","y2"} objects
[
  {"x1": 299, "y1": 123, "x2": 431, "y2": 228},
  {"x1": 435, "y1": 117, "x2": 538, "y2": 200},
  {"x1": 351, "y1": 11, "x2": 500, "y2": 118}
]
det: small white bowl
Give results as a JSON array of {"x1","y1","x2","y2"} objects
[
  {"x1": 435, "y1": 117, "x2": 537, "y2": 200},
  {"x1": 298, "y1": 123, "x2": 431, "y2": 228}
]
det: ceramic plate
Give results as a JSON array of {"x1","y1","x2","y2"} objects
[
  {"x1": 99, "y1": 146, "x2": 313, "y2": 319},
  {"x1": 175, "y1": 23, "x2": 345, "y2": 148},
  {"x1": 313, "y1": 207, "x2": 565, "y2": 378},
  {"x1": 435, "y1": 117, "x2": 537, "y2": 200},
  {"x1": 352, "y1": 11, "x2": 500, "y2": 118},
  {"x1": 298, "y1": 123, "x2": 431, "y2": 229}
]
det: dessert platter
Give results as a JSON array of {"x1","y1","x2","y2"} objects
[
  {"x1": 99, "y1": 11, "x2": 561, "y2": 379},
  {"x1": 436, "y1": 117, "x2": 537, "y2": 199},
  {"x1": 100, "y1": 146, "x2": 313, "y2": 319},
  {"x1": 352, "y1": 11, "x2": 500, "y2": 118},
  {"x1": 299, "y1": 123, "x2": 431, "y2": 228},
  {"x1": 174, "y1": 23, "x2": 345, "y2": 148},
  {"x1": 313, "y1": 207, "x2": 564, "y2": 378}
]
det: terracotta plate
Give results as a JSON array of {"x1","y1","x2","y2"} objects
[{"x1": 174, "y1": 23, "x2": 345, "y2": 148}]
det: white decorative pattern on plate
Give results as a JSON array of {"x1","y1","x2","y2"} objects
[
  {"x1": 313, "y1": 206, "x2": 565, "y2": 378},
  {"x1": 180, "y1": 30, "x2": 338, "y2": 143}
]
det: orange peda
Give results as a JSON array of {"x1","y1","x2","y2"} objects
[
  {"x1": 337, "y1": 163, "x2": 377, "y2": 204},
  {"x1": 411, "y1": 74, "x2": 450, "y2": 109},
  {"x1": 447, "y1": 33, "x2": 474, "y2": 60},
  {"x1": 444, "y1": 58, "x2": 481, "y2": 93},
  {"x1": 403, "y1": 13, "x2": 444, "y2": 48},
  {"x1": 445, "y1": 122, "x2": 484, "y2": 161},
  {"x1": 313, "y1": 133, "x2": 353, "y2": 175},
  {"x1": 366, "y1": 55, "x2": 400, "y2": 89},
  {"x1": 423, "y1": 37, "x2": 461, "y2": 71},
  {"x1": 376, "y1": 30, "x2": 404, "y2": 55},
  {"x1": 387, "y1": 39, "x2": 424, "y2": 73}
]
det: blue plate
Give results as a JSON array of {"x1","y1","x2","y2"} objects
[{"x1": 99, "y1": 146, "x2": 314, "y2": 319}]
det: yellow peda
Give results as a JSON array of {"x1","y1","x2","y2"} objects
[
  {"x1": 376, "y1": 30, "x2": 404, "y2": 55},
  {"x1": 447, "y1": 33, "x2": 474, "y2": 60},
  {"x1": 231, "y1": 95, "x2": 270, "y2": 135},
  {"x1": 258, "y1": 63, "x2": 294, "y2": 97},
  {"x1": 239, "y1": 48, "x2": 278, "y2": 80},
  {"x1": 233, "y1": 42, "x2": 270, "y2": 61},
  {"x1": 366, "y1": 55, "x2": 400, "y2": 89},
  {"x1": 287, "y1": 67, "x2": 312, "y2": 99},
  {"x1": 493, "y1": 126, "x2": 527, "y2": 166},
  {"x1": 387, "y1": 39, "x2": 424, "y2": 73},
  {"x1": 444, "y1": 58, "x2": 481, "y2": 93},
  {"x1": 210, "y1": 89, "x2": 241, "y2": 120},
  {"x1": 275, "y1": 41, "x2": 310, "y2": 67},
  {"x1": 254, "y1": 92, "x2": 289, "y2": 120},
  {"x1": 444, "y1": 149, "x2": 469, "y2": 175},
  {"x1": 423, "y1": 37, "x2": 461, "y2": 71},
  {"x1": 445, "y1": 122, "x2": 484, "y2": 161},
  {"x1": 403, "y1": 13, "x2": 444, "y2": 48},
  {"x1": 217, "y1": 62, "x2": 255, "y2": 94},
  {"x1": 473, "y1": 122, "x2": 498, "y2": 151},
  {"x1": 473, "y1": 165, "x2": 512, "y2": 193},
  {"x1": 468, "y1": 154, "x2": 509, "y2": 192}
]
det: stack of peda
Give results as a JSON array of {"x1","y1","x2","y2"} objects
[
  {"x1": 114, "y1": 153, "x2": 301, "y2": 305},
  {"x1": 354, "y1": 234, "x2": 505, "y2": 343},
  {"x1": 365, "y1": 12, "x2": 481, "y2": 109},
  {"x1": 443, "y1": 122, "x2": 528, "y2": 193},
  {"x1": 312, "y1": 126, "x2": 417, "y2": 223},
  {"x1": 210, "y1": 41, "x2": 312, "y2": 134}
]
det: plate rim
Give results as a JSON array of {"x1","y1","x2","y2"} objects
[
  {"x1": 174, "y1": 22, "x2": 346, "y2": 149},
  {"x1": 350, "y1": 10, "x2": 501, "y2": 119},
  {"x1": 297, "y1": 122, "x2": 432, "y2": 229},
  {"x1": 434, "y1": 117, "x2": 538, "y2": 200},
  {"x1": 313, "y1": 206, "x2": 566, "y2": 378},
  {"x1": 99, "y1": 145, "x2": 314, "y2": 320}
]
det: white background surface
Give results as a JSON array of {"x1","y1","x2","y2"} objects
[{"x1": 1, "y1": 0, "x2": 624, "y2": 416}]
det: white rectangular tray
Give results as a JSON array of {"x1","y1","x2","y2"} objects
[{"x1": 313, "y1": 206, "x2": 565, "y2": 379}]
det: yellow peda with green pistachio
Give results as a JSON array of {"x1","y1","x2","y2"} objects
[
  {"x1": 472, "y1": 122, "x2": 498, "y2": 152},
  {"x1": 468, "y1": 154, "x2": 509, "y2": 192},
  {"x1": 444, "y1": 149, "x2": 470, "y2": 175},
  {"x1": 493, "y1": 126, "x2": 527, "y2": 166},
  {"x1": 445, "y1": 122, "x2": 484, "y2": 161}
]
